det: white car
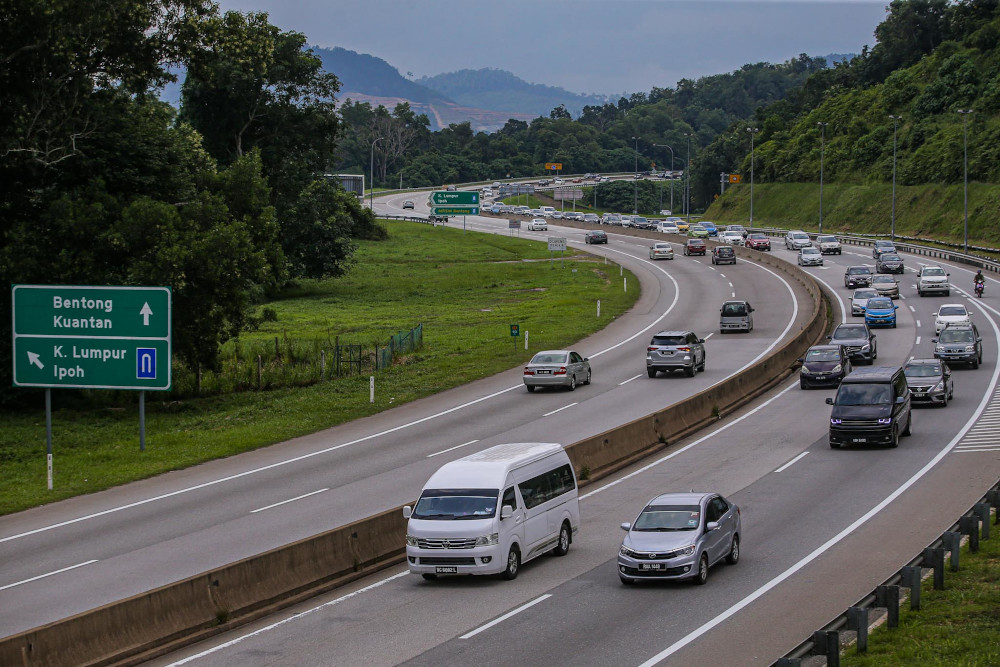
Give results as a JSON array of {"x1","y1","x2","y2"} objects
[
  {"x1": 917, "y1": 266, "x2": 950, "y2": 296},
  {"x1": 785, "y1": 230, "x2": 812, "y2": 250},
  {"x1": 527, "y1": 218, "x2": 548, "y2": 231},
  {"x1": 649, "y1": 243, "x2": 675, "y2": 260},
  {"x1": 798, "y1": 247, "x2": 824, "y2": 266},
  {"x1": 720, "y1": 230, "x2": 745, "y2": 245},
  {"x1": 725, "y1": 224, "x2": 746, "y2": 236},
  {"x1": 934, "y1": 304, "x2": 971, "y2": 334},
  {"x1": 815, "y1": 234, "x2": 842, "y2": 255},
  {"x1": 658, "y1": 222, "x2": 680, "y2": 234}
]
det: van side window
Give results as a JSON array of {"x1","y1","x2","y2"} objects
[
  {"x1": 894, "y1": 373, "x2": 907, "y2": 400},
  {"x1": 518, "y1": 464, "x2": 576, "y2": 510},
  {"x1": 502, "y1": 486, "x2": 517, "y2": 511}
]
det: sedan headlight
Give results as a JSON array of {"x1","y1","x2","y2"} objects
[
  {"x1": 405, "y1": 534, "x2": 418, "y2": 547},
  {"x1": 674, "y1": 545, "x2": 696, "y2": 557},
  {"x1": 475, "y1": 533, "x2": 500, "y2": 547},
  {"x1": 831, "y1": 364, "x2": 843, "y2": 373},
  {"x1": 620, "y1": 545, "x2": 640, "y2": 559},
  {"x1": 932, "y1": 381, "x2": 944, "y2": 392}
]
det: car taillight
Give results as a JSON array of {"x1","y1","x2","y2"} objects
[
  {"x1": 523, "y1": 368, "x2": 534, "y2": 375},
  {"x1": 677, "y1": 347, "x2": 690, "y2": 352},
  {"x1": 647, "y1": 347, "x2": 658, "y2": 351},
  {"x1": 554, "y1": 367, "x2": 567, "y2": 375}
]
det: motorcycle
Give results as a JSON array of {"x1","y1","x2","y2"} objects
[{"x1": 975, "y1": 280, "x2": 985, "y2": 298}]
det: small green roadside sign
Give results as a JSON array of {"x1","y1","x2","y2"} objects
[
  {"x1": 431, "y1": 206, "x2": 480, "y2": 216},
  {"x1": 12, "y1": 285, "x2": 172, "y2": 390},
  {"x1": 510, "y1": 324, "x2": 520, "y2": 337}
]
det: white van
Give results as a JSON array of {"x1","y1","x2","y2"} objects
[
  {"x1": 539, "y1": 206, "x2": 557, "y2": 217},
  {"x1": 403, "y1": 442, "x2": 580, "y2": 581}
]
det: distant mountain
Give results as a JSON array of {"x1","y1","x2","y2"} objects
[
  {"x1": 419, "y1": 68, "x2": 609, "y2": 117},
  {"x1": 821, "y1": 52, "x2": 856, "y2": 66},
  {"x1": 309, "y1": 46, "x2": 450, "y2": 105}
]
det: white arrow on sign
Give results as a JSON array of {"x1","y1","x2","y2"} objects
[
  {"x1": 27, "y1": 351, "x2": 44, "y2": 369},
  {"x1": 140, "y1": 302, "x2": 153, "y2": 326}
]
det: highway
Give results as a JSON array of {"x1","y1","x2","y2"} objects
[
  {"x1": 0, "y1": 197, "x2": 811, "y2": 638},
  {"x1": 149, "y1": 196, "x2": 1000, "y2": 666}
]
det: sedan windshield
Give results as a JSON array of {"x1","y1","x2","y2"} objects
[
  {"x1": 880, "y1": 254, "x2": 901, "y2": 262},
  {"x1": 939, "y1": 306, "x2": 968, "y2": 317},
  {"x1": 806, "y1": 349, "x2": 841, "y2": 362},
  {"x1": 412, "y1": 489, "x2": 499, "y2": 520},
  {"x1": 853, "y1": 290, "x2": 878, "y2": 300},
  {"x1": 848, "y1": 267, "x2": 870, "y2": 275},
  {"x1": 633, "y1": 505, "x2": 701, "y2": 531},
  {"x1": 867, "y1": 298, "x2": 893, "y2": 310},
  {"x1": 836, "y1": 384, "x2": 892, "y2": 406},
  {"x1": 531, "y1": 352, "x2": 568, "y2": 364},
  {"x1": 905, "y1": 364, "x2": 941, "y2": 378},
  {"x1": 802, "y1": 248, "x2": 820, "y2": 255}
]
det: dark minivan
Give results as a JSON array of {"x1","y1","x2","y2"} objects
[{"x1": 825, "y1": 366, "x2": 912, "y2": 449}]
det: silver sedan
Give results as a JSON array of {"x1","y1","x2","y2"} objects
[
  {"x1": 649, "y1": 243, "x2": 674, "y2": 260},
  {"x1": 523, "y1": 350, "x2": 591, "y2": 392}
]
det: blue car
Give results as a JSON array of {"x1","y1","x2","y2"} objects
[
  {"x1": 864, "y1": 296, "x2": 899, "y2": 328},
  {"x1": 701, "y1": 221, "x2": 719, "y2": 237}
]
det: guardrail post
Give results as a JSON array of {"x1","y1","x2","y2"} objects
[
  {"x1": 876, "y1": 585, "x2": 900, "y2": 627},
  {"x1": 974, "y1": 502, "x2": 990, "y2": 540},
  {"x1": 901, "y1": 565, "x2": 921, "y2": 610},
  {"x1": 923, "y1": 546, "x2": 945, "y2": 588},
  {"x1": 960, "y1": 515, "x2": 980, "y2": 553},
  {"x1": 987, "y1": 490, "x2": 1000, "y2": 524},
  {"x1": 847, "y1": 606, "x2": 869, "y2": 653},
  {"x1": 942, "y1": 531, "x2": 962, "y2": 571}
]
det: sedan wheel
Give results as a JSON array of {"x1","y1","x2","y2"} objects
[
  {"x1": 726, "y1": 535, "x2": 740, "y2": 565},
  {"x1": 584, "y1": 370, "x2": 592, "y2": 385},
  {"x1": 694, "y1": 553, "x2": 709, "y2": 585},
  {"x1": 525, "y1": 385, "x2": 535, "y2": 393},
  {"x1": 568, "y1": 375, "x2": 576, "y2": 391}
]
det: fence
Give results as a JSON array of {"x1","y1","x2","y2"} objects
[{"x1": 169, "y1": 324, "x2": 423, "y2": 397}]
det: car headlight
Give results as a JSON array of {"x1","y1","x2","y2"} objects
[
  {"x1": 831, "y1": 418, "x2": 842, "y2": 425},
  {"x1": 476, "y1": 533, "x2": 499, "y2": 547},
  {"x1": 831, "y1": 364, "x2": 842, "y2": 373},
  {"x1": 861, "y1": 344, "x2": 871, "y2": 352},
  {"x1": 966, "y1": 345, "x2": 976, "y2": 353},
  {"x1": 932, "y1": 381, "x2": 944, "y2": 392},
  {"x1": 405, "y1": 534, "x2": 418, "y2": 547},
  {"x1": 675, "y1": 545, "x2": 696, "y2": 557},
  {"x1": 878, "y1": 417, "x2": 892, "y2": 424},
  {"x1": 935, "y1": 345, "x2": 945, "y2": 353},
  {"x1": 620, "y1": 545, "x2": 640, "y2": 559}
]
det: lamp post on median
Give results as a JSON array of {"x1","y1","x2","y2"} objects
[
  {"x1": 369, "y1": 136, "x2": 384, "y2": 211},
  {"x1": 747, "y1": 127, "x2": 759, "y2": 228},
  {"x1": 632, "y1": 136, "x2": 640, "y2": 214},
  {"x1": 888, "y1": 115, "x2": 902, "y2": 242},
  {"x1": 817, "y1": 122, "x2": 828, "y2": 234},
  {"x1": 958, "y1": 109, "x2": 973, "y2": 254},
  {"x1": 683, "y1": 132, "x2": 692, "y2": 223},
  {"x1": 653, "y1": 143, "x2": 675, "y2": 213}
]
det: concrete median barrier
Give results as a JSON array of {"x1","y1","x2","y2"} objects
[{"x1": 0, "y1": 245, "x2": 827, "y2": 667}]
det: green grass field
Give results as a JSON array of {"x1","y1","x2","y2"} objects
[
  {"x1": 0, "y1": 221, "x2": 639, "y2": 515},
  {"x1": 841, "y1": 527, "x2": 1000, "y2": 665}
]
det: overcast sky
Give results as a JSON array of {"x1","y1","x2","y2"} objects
[{"x1": 214, "y1": 0, "x2": 888, "y2": 96}]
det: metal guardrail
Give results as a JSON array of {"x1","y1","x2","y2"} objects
[{"x1": 774, "y1": 481, "x2": 999, "y2": 666}]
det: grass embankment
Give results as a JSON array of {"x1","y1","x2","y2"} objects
[
  {"x1": 841, "y1": 528, "x2": 1000, "y2": 665},
  {"x1": 705, "y1": 182, "x2": 1000, "y2": 249},
  {"x1": 0, "y1": 222, "x2": 639, "y2": 515}
]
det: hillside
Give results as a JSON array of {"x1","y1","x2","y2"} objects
[
  {"x1": 310, "y1": 46, "x2": 450, "y2": 104},
  {"x1": 419, "y1": 68, "x2": 608, "y2": 117}
]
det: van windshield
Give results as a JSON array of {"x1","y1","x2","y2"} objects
[
  {"x1": 412, "y1": 488, "x2": 499, "y2": 520},
  {"x1": 633, "y1": 505, "x2": 701, "y2": 531},
  {"x1": 722, "y1": 303, "x2": 747, "y2": 316},
  {"x1": 836, "y1": 384, "x2": 892, "y2": 406}
]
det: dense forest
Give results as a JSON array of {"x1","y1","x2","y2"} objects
[{"x1": 0, "y1": 0, "x2": 381, "y2": 402}]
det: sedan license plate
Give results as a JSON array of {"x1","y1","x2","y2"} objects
[
  {"x1": 535, "y1": 370, "x2": 551, "y2": 375},
  {"x1": 852, "y1": 438, "x2": 867, "y2": 443},
  {"x1": 639, "y1": 563, "x2": 665, "y2": 571},
  {"x1": 435, "y1": 566, "x2": 458, "y2": 574}
]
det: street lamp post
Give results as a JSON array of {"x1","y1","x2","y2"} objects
[
  {"x1": 653, "y1": 143, "x2": 675, "y2": 213},
  {"x1": 888, "y1": 115, "x2": 902, "y2": 242},
  {"x1": 817, "y1": 122, "x2": 828, "y2": 233},
  {"x1": 369, "y1": 136, "x2": 384, "y2": 210},
  {"x1": 746, "y1": 127, "x2": 759, "y2": 228},
  {"x1": 632, "y1": 136, "x2": 640, "y2": 214},
  {"x1": 683, "y1": 133, "x2": 692, "y2": 223},
  {"x1": 958, "y1": 109, "x2": 973, "y2": 254}
]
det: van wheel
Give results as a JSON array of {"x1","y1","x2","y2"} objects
[
  {"x1": 830, "y1": 440, "x2": 841, "y2": 449},
  {"x1": 694, "y1": 553, "x2": 709, "y2": 585},
  {"x1": 889, "y1": 426, "x2": 899, "y2": 448},
  {"x1": 903, "y1": 412, "x2": 912, "y2": 436},
  {"x1": 501, "y1": 546, "x2": 520, "y2": 580},
  {"x1": 422, "y1": 574, "x2": 437, "y2": 581},
  {"x1": 552, "y1": 522, "x2": 571, "y2": 556}
]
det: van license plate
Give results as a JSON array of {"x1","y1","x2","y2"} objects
[
  {"x1": 435, "y1": 566, "x2": 458, "y2": 574},
  {"x1": 853, "y1": 438, "x2": 867, "y2": 443},
  {"x1": 639, "y1": 563, "x2": 665, "y2": 571}
]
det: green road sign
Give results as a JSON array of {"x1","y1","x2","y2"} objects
[
  {"x1": 432, "y1": 206, "x2": 480, "y2": 216},
  {"x1": 12, "y1": 285, "x2": 171, "y2": 390},
  {"x1": 430, "y1": 191, "x2": 479, "y2": 206},
  {"x1": 510, "y1": 324, "x2": 520, "y2": 337}
]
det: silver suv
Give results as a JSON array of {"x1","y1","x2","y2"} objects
[
  {"x1": 917, "y1": 265, "x2": 950, "y2": 296},
  {"x1": 815, "y1": 234, "x2": 842, "y2": 255},
  {"x1": 646, "y1": 330, "x2": 706, "y2": 378}
]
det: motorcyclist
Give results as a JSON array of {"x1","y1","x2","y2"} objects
[{"x1": 974, "y1": 270, "x2": 985, "y2": 295}]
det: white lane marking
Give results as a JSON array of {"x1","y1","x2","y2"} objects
[
  {"x1": 250, "y1": 489, "x2": 328, "y2": 514},
  {"x1": 619, "y1": 374, "x2": 643, "y2": 386},
  {"x1": 719, "y1": 273, "x2": 726, "y2": 279},
  {"x1": 916, "y1": 320, "x2": 921, "y2": 328},
  {"x1": 916, "y1": 336, "x2": 922, "y2": 345},
  {"x1": 460, "y1": 594, "x2": 553, "y2": 639},
  {"x1": 165, "y1": 571, "x2": 411, "y2": 665},
  {"x1": 774, "y1": 452, "x2": 809, "y2": 473},
  {"x1": 636, "y1": 288, "x2": 1000, "y2": 667},
  {"x1": 704, "y1": 333, "x2": 714, "y2": 340},
  {"x1": 426, "y1": 439, "x2": 480, "y2": 458},
  {"x1": 0, "y1": 560, "x2": 99, "y2": 592},
  {"x1": 581, "y1": 380, "x2": 799, "y2": 501},
  {"x1": 955, "y1": 445, "x2": 1000, "y2": 452},
  {"x1": 732, "y1": 292, "x2": 736, "y2": 298},
  {"x1": 909, "y1": 305, "x2": 915, "y2": 312},
  {"x1": 728, "y1": 282, "x2": 733, "y2": 288},
  {"x1": 543, "y1": 403, "x2": 578, "y2": 417}
]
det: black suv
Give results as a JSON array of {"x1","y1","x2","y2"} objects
[
  {"x1": 844, "y1": 265, "x2": 873, "y2": 288},
  {"x1": 826, "y1": 366, "x2": 912, "y2": 448},
  {"x1": 829, "y1": 323, "x2": 877, "y2": 364},
  {"x1": 933, "y1": 323, "x2": 983, "y2": 368}
]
